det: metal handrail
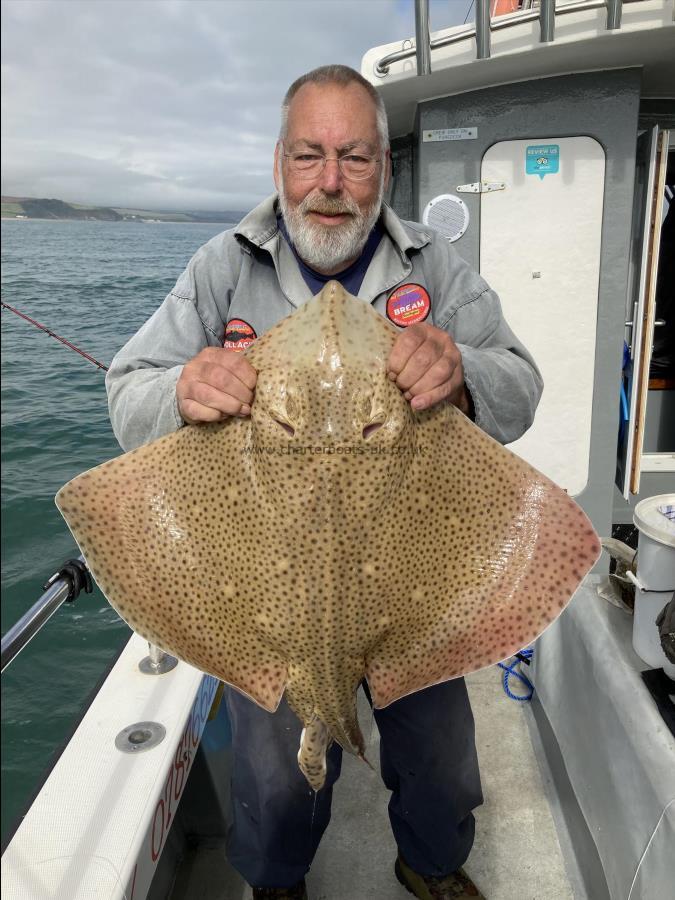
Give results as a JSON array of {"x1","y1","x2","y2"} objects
[
  {"x1": 476, "y1": 0, "x2": 492, "y2": 60},
  {"x1": 607, "y1": 0, "x2": 624, "y2": 26},
  {"x1": 414, "y1": 0, "x2": 431, "y2": 74},
  {"x1": 540, "y1": 0, "x2": 557, "y2": 41},
  {"x1": 376, "y1": 0, "x2": 635, "y2": 75},
  {"x1": 1, "y1": 555, "x2": 87, "y2": 672}
]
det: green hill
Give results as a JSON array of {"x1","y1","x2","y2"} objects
[
  {"x1": 2, "y1": 196, "x2": 121, "y2": 220},
  {"x1": 2, "y1": 196, "x2": 244, "y2": 224}
]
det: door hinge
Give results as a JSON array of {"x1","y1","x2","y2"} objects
[{"x1": 456, "y1": 181, "x2": 506, "y2": 194}]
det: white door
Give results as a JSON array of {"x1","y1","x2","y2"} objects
[{"x1": 480, "y1": 136, "x2": 605, "y2": 496}]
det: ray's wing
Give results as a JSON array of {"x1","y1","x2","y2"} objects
[
  {"x1": 56, "y1": 421, "x2": 288, "y2": 711},
  {"x1": 364, "y1": 404, "x2": 601, "y2": 708}
]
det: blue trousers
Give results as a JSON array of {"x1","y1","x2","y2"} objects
[{"x1": 224, "y1": 678, "x2": 483, "y2": 889}]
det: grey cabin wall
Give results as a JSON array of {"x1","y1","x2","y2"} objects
[{"x1": 388, "y1": 69, "x2": 643, "y2": 539}]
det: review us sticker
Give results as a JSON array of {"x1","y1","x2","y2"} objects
[{"x1": 526, "y1": 144, "x2": 559, "y2": 179}]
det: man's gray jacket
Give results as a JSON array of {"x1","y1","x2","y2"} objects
[{"x1": 106, "y1": 195, "x2": 543, "y2": 451}]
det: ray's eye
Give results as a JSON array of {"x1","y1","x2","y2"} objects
[
  {"x1": 363, "y1": 422, "x2": 383, "y2": 440},
  {"x1": 273, "y1": 419, "x2": 295, "y2": 437},
  {"x1": 285, "y1": 393, "x2": 299, "y2": 420}
]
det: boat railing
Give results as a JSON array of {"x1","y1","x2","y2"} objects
[
  {"x1": 376, "y1": 0, "x2": 649, "y2": 76},
  {"x1": 1, "y1": 556, "x2": 176, "y2": 674}
]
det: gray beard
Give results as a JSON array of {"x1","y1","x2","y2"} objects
[{"x1": 278, "y1": 172, "x2": 383, "y2": 273}]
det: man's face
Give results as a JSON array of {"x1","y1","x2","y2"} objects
[{"x1": 274, "y1": 81, "x2": 391, "y2": 275}]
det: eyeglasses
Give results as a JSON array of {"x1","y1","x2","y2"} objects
[{"x1": 283, "y1": 150, "x2": 380, "y2": 181}]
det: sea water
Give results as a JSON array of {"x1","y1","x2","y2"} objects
[{"x1": 0, "y1": 218, "x2": 231, "y2": 843}]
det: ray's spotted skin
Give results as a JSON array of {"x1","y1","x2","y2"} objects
[{"x1": 55, "y1": 282, "x2": 601, "y2": 790}]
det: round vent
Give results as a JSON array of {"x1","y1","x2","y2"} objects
[{"x1": 422, "y1": 194, "x2": 470, "y2": 243}]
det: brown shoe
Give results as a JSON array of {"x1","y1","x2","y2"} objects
[
  {"x1": 395, "y1": 854, "x2": 485, "y2": 900},
  {"x1": 251, "y1": 880, "x2": 307, "y2": 899}
]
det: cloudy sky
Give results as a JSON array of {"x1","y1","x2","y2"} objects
[{"x1": 2, "y1": 0, "x2": 471, "y2": 212}]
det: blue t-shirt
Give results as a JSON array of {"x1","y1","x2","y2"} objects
[{"x1": 278, "y1": 215, "x2": 383, "y2": 296}]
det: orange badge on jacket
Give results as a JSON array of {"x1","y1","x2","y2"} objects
[
  {"x1": 223, "y1": 319, "x2": 257, "y2": 352},
  {"x1": 386, "y1": 284, "x2": 431, "y2": 327}
]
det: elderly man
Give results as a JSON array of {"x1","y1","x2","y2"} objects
[{"x1": 107, "y1": 65, "x2": 542, "y2": 900}]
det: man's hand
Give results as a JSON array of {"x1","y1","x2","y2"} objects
[
  {"x1": 177, "y1": 348, "x2": 257, "y2": 424},
  {"x1": 387, "y1": 322, "x2": 471, "y2": 415}
]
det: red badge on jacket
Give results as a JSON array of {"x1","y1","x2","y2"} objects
[
  {"x1": 223, "y1": 319, "x2": 257, "y2": 352},
  {"x1": 386, "y1": 284, "x2": 431, "y2": 327}
]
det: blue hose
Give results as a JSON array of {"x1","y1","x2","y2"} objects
[
  {"x1": 619, "y1": 341, "x2": 630, "y2": 444},
  {"x1": 497, "y1": 648, "x2": 534, "y2": 702}
]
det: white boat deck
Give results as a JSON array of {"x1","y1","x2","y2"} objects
[{"x1": 170, "y1": 667, "x2": 578, "y2": 900}]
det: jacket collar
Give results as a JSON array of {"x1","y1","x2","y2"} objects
[
  {"x1": 234, "y1": 195, "x2": 279, "y2": 248},
  {"x1": 234, "y1": 193, "x2": 431, "y2": 256},
  {"x1": 380, "y1": 202, "x2": 430, "y2": 254}
]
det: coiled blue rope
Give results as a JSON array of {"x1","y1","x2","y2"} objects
[{"x1": 497, "y1": 648, "x2": 534, "y2": 702}]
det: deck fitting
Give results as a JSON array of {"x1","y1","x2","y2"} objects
[
  {"x1": 139, "y1": 642, "x2": 179, "y2": 674},
  {"x1": 115, "y1": 721, "x2": 167, "y2": 753}
]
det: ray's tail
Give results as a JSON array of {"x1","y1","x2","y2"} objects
[
  {"x1": 298, "y1": 716, "x2": 330, "y2": 791},
  {"x1": 298, "y1": 711, "x2": 369, "y2": 791}
]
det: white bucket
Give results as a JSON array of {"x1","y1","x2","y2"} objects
[{"x1": 631, "y1": 494, "x2": 675, "y2": 677}]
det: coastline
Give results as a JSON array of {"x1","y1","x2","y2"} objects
[
  {"x1": 1, "y1": 217, "x2": 235, "y2": 224},
  {"x1": 2, "y1": 198, "x2": 244, "y2": 225}
]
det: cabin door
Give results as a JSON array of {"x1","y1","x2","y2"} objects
[
  {"x1": 479, "y1": 136, "x2": 605, "y2": 496},
  {"x1": 617, "y1": 126, "x2": 670, "y2": 498}
]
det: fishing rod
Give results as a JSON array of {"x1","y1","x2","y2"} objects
[{"x1": 1, "y1": 302, "x2": 109, "y2": 372}]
